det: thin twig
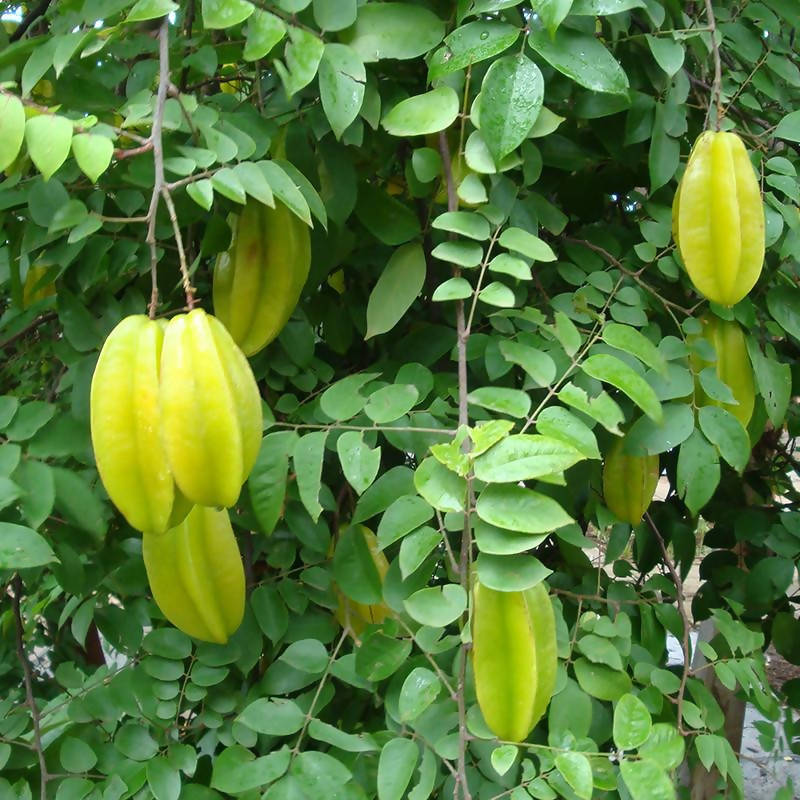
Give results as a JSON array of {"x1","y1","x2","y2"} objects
[
  {"x1": 114, "y1": 141, "x2": 154, "y2": 160},
  {"x1": 645, "y1": 513, "x2": 692, "y2": 735},
  {"x1": 13, "y1": 577, "x2": 48, "y2": 800},
  {"x1": 9, "y1": 0, "x2": 52, "y2": 42},
  {"x1": 290, "y1": 630, "x2": 348, "y2": 757},
  {"x1": 703, "y1": 0, "x2": 723, "y2": 130},
  {"x1": 161, "y1": 188, "x2": 195, "y2": 308},
  {"x1": 0, "y1": 312, "x2": 57, "y2": 350}
]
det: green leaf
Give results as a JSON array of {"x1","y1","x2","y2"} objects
[
  {"x1": 536, "y1": 0, "x2": 573, "y2": 34},
  {"x1": 308, "y1": 720, "x2": 378, "y2": 751},
  {"x1": 236, "y1": 697, "x2": 305, "y2": 736},
  {"x1": 613, "y1": 693, "x2": 653, "y2": 750},
  {"x1": 211, "y1": 746, "x2": 290, "y2": 793},
  {"x1": 479, "y1": 282, "x2": 515, "y2": 307},
  {"x1": 476, "y1": 484, "x2": 573, "y2": 533},
  {"x1": 399, "y1": 667, "x2": 441, "y2": 721},
  {"x1": 365, "y1": 243, "x2": 426, "y2": 338},
  {"x1": 147, "y1": 757, "x2": 181, "y2": 800},
  {"x1": 431, "y1": 240, "x2": 483, "y2": 268},
  {"x1": 49, "y1": 199, "x2": 88, "y2": 233},
  {"x1": 281, "y1": 639, "x2": 328, "y2": 672},
  {"x1": 404, "y1": 583, "x2": 467, "y2": 626},
  {"x1": 14, "y1": 460, "x2": 55, "y2": 529},
  {"x1": 202, "y1": 0, "x2": 254, "y2": 29},
  {"x1": 249, "y1": 431, "x2": 296, "y2": 535},
  {"x1": 60, "y1": 737, "x2": 98, "y2": 773},
  {"x1": 697, "y1": 367, "x2": 737, "y2": 405},
  {"x1": 554, "y1": 752, "x2": 593, "y2": 800},
  {"x1": 413, "y1": 457, "x2": 466, "y2": 513},
  {"x1": 143, "y1": 628, "x2": 192, "y2": 659},
  {"x1": 356, "y1": 631, "x2": 412, "y2": 680},
  {"x1": 528, "y1": 26, "x2": 629, "y2": 95},
  {"x1": 244, "y1": 9, "x2": 286, "y2": 60},
  {"x1": 625, "y1": 402, "x2": 694, "y2": 455},
  {"x1": 399, "y1": 526, "x2": 442, "y2": 578},
  {"x1": 289, "y1": 750, "x2": 352, "y2": 796},
  {"x1": 411, "y1": 147, "x2": 442, "y2": 182},
  {"x1": 535, "y1": 407, "x2": 601, "y2": 459},
  {"x1": 275, "y1": 25, "x2": 324, "y2": 97},
  {"x1": 774, "y1": 109, "x2": 800, "y2": 142},
  {"x1": 334, "y1": 524, "x2": 383, "y2": 604},
  {"x1": 558, "y1": 382, "x2": 624, "y2": 434},
  {"x1": 377, "y1": 495, "x2": 433, "y2": 548},
  {"x1": 429, "y1": 20, "x2": 519, "y2": 81},
  {"x1": 746, "y1": 340, "x2": 791, "y2": 427},
  {"x1": 602, "y1": 322, "x2": 666, "y2": 374},
  {"x1": 126, "y1": 0, "x2": 178, "y2": 21},
  {"x1": 574, "y1": 657, "x2": 631, "y2": 701},
  {"x1": 337, "y1": 431, "x2": 381, "y2": 494},
  {"x1": 52, "y1": 468, "x2": 106, "y2": 541},
  {"x1": 639, "y1": 723, "x2": 686, "y2": 770},
  {"x1": 341, "y1": 3, "x2": 445, "y2": 62},
  {"x1": 260, "y1": 160, "x2": 312, "y2": 225},
  {"x1": 646, "y1": 35, "x2": 684, "y2": 76},
  {"x1": 475, "y1": 553, "x2": 551, "y2": 592},
  {"x1": 186, "y1": 179, "x2": 214, "y2": 210},
  {"x1": 572, "y1": 0, "x2": 646, "y2": 12},
  {"x1": 251, "y1": 585, "x2": 289, "y2": 643},
  {"x1": 382, "y1": 86, "x2": 459, "y2": 137},
  {"x1": 468, "y1": 387, "x2": 531, "y2": 418},
  {"x1": 490, "y1": 744, "x2": 518, "y2": 777},
  {"x1": 313, "y1": 0, "x2": 357, "y2": 31},
  {"x1": 293, "y1": 430, "x2": 328, "y2": 521},
  {"x1": 5, "y1": 402, "x2": 55, "y2": 441},
  {"x1": 234, "y1": 161, "x2": 275, "y2": 207},
  {"x1": 767, "y1": 285, "x2": 800, "y2": 340},
  {"x1": 473, "y1": 434, "x2": 584, "y2": 482},
  {"x1": 0, "y1": 93, "x2": 26, "y2": 172},
  {"x1": 649, "y1": 102, "x2": 679, "y2": 190},
  {"x1": 25, "y1": 114, "x2": 73, "y2": 181},
  {"x1": 320, "y1": 372, "x2": 382, "y2": 420},
  {"x1": 211, "y1": 167, "x2": 246, "y2": 204},
  {"x1": 364, "y1": 384, "x2": 419, "y2": 423},
  {"x1": 357, "y1": 184, "x2": 420, "y2": 246},
  {"x1": 319, "y1": 44, "x2": 366, "y2": 139},
  {"x1": 480, "y1": 54, "x2": 544, "y2": 164},
  {"x1": 499, "y1": 340, "x2": 556, "y2": 387},
  {"x1": 581, "y1": 354, "x2": 663, "y2": 422},
  {"x1": 697, "y1": 406, "x2": 749, "y2": 474},
  {"x1": 432, "y1": 211, "x2": 491, "y2": 241},
  {"x1": 432, "y1": 277, "x2": 473, "y2": 301},
  {"x1": 553, "y1": 310, "x2": 582, "y2": 356},
  {"x1": 578, "y1": 633, "x2": 622, "y2": 669},
  {"x1": 378, "y1": 738, "x2": 419, "y2": 800},
  {"x1": 499, "y1": 227, "x2": 556, "y2": 261},
  {"x1": 115, "y1": 723, "x2": 159, "y2": 761},
  {"x1": 549, "y1": 679, "x2": 593, "y2": 739},
  {"x1": 619, "y1": 759, "x2": 676, "y2": 800}
]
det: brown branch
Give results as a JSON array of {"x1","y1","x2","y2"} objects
[
  {"x1": 437, "y1": 129, "x2": 472, "y2": 800},
  {"x1": 703, "y1": 0, "x2": 723, "y2": 130},
  {"x1": 0, "y1": 312, "x2": 57, "y2": 350},
  {"x1": 645, "y1": 513, "x2": 692, "y2": 736},
  {"x1": 13, "y1": 577, "x2": 49, "y2": 800},
  {"x1": 9, "y1": 0, "x2": 52, "y2": 42},
  {"x1": 145, "y1": 19, "x2": 171, "y2": 318}
]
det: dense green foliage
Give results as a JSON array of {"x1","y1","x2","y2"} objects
[{"x1": 1, "y1": 1, "x2": 800, "y2": 798}]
